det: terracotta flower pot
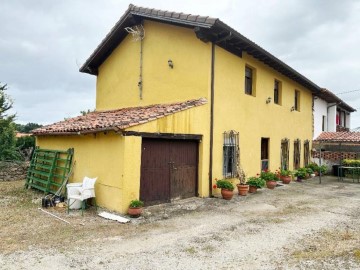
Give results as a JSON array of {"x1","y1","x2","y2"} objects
[
  {"x1": 266, "y1": 180, "x2": 277, "y2": 189},
  {"x1": 237, "y1": 184, "x2": 249, "y2": 196},
  {"x1": 249, "y1": 185, "x2": 258, "y2": 193},
  {"x1": 221, "y1": 188, "x2": 234, "y2": 200},
  {"x1": 281, "y1": 176, "x2": 291, "y2": 184},
  {"x1": 128, "y1": 207, "x2": 142, "y2": 218}
]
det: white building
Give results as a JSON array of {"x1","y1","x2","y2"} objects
[{"x1": 313, "y1": 88, "x2": 356, "y2": 139}]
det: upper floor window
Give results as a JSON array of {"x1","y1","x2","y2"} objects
[
  {"x1": 294, "y1": 90, "x2": 300, "y2": 111},
  {"x1": 245, "y1": 66, "x2": 254, "y2": 95},
  {"x1": 274, "y1": 80, "x2": 281, "y2": 105}
]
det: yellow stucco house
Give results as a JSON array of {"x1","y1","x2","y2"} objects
[{"x1": 34, "y1": 4, "x2": 322, "y2": 213}]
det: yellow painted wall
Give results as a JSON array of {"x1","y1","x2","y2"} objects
[
  {"x1": 37, "y1": 132, "x2": 142, "y2": 213},
  {"x1": 96, "y1": 20, "x2": 211, "y2": 110},
  {"x1": 213, "y1": 48, "x2": 313, "y2": 184}
]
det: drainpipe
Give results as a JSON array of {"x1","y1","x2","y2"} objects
[
  {"x1": 209, "y1": 42, "x2": 215, "y2": 197},
  {"x1": 208, "y1": 31, "x2": 233, "y2": 197}
]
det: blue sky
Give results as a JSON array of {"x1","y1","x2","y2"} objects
[{"x1": 2, "y1": 0, "x2": 359, "y2": 128}]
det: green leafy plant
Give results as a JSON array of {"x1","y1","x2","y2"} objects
[
  {"x1": 319, "y1": 165, "x2": 327, "y2": 174},
  {"x1": 260, "y1": 170, "x2": 278, "y2": 182},
  {"x1": 280, "y1": 169, "x2": 292, "y2": 177},
  {"x1": 213, "y1": 179, "x2": 234, "y2": 191},
  {"x1": 294, "y1": 168, "x2": 307, "y2": 179},
  {"x1": 129, "y1": 199, "x2": 144, "y2": 208},
  {"x1": 247, "y1": 176, "x2": 266, "y2": 188}
]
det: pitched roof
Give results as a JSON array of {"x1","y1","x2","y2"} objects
[
  {"x1": 80, "y1": 4, "x2": 321, "y2": 94},
  {"x1": 314, "y1": 132, "x2": 360, "y2": 143},
  {"x1": 317, "y1": 88, "x2": 356, "y2": 112},
  {"x1": 33, "y1": 98, "x2": 207, "y2": 136}
]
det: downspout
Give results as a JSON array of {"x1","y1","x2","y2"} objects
[
  {"x1": 209, "y1": 42, "x2": 215, "y2": 197},
  {"x1": 208, "y1": 31, "x2": 233, "y2": 197}
]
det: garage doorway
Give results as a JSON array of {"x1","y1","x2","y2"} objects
[{"x1": 140, "y1": 139, "x2": 198, "y2": 206}]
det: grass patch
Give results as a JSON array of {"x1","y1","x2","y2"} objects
[
  {"x1": 184, "y1": 246, "x2": 197, "y2": 254},
  {"x1": 291, "y1": 227, "x2": 360, "y2": 261}
]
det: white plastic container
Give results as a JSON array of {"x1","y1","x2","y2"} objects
[{"x1": 66, "y1": 183, "x2": 82, "y2": 209}]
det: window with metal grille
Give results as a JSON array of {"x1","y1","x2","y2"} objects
[
  {"x1": 274, "y1": 80, "x2": 281, "y2": 105},
  {"x1": 294, "y1": 139, "x2": 301, "y2": 169},
  {"x1": 281, "y1": 138, "x2": 289, "y2": 170},
  {"x1": 245, "y1": 66, "x2": 253, "y2": 95},
  {"x1": 304, "y1": 140, "x2": 310, "y2": 167},
  {"x1": 223, "y1": 131, "x2": 239, "y2": 178}
]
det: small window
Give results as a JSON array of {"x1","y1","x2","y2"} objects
[
  {"x1": 294, "y1": 90, "x2": 300, "y2": 111},
  {"x1": 322, "y1": 115, "x2": 326, "y2": 131},
  {"x1": 223, "y1": 131, "x2": 239, "y2": 178},
  {"x1": 245, "y1": 66, "x2": 253, "y2": 95},
  {"x1": 274, "y1": 80, "x2": 281, "y2": 105}
]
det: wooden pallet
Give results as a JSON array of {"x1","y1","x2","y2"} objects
[{"x1": 25, "y1": 147, "x2": 74, "y2": 194}]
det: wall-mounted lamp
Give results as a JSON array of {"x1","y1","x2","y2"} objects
[
  {"x1": 168, "y1": 59, "x2": 174, "y2": 69},
  {"x1": 266, "y1": 97, "x2": 272, "y2": 104},
  {"x1": 290, "y1": 106, "x2": 295, "y2": 112}
]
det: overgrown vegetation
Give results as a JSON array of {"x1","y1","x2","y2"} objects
[{"x1": 0, "y1": 83, "x2": 21, "y2": 161}]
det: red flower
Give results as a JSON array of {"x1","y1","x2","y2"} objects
[{"x1": 213, "y1": 184, "x2": 217, "y2": 189}]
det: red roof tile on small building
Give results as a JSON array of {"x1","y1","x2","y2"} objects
[
  {"x1": 314, "y1": 132, "x2": 360, "y2": 143},
  {"x1": 33, "y1": 98, "x2": 207, "y2": 136}
]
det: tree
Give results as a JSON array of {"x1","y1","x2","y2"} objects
[
  {"x1": 0, "y1": 83, "x2": 21, "y2": 161},
  {"x1": 15, "y1": 122, "x2": 43, "y2": 133}
]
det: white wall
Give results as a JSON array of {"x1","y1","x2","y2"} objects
[
  {"x1": 313, "y1": 97, "x2": 328, "y2": 139},
  {"x1": 346, "y1": 113, "x2": 351, "y2": 129},
  {"x1": 328, "y1": 104, "x2": 337, "y2": 132}
]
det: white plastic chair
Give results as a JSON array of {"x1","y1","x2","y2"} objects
[{"x1": 67, "y1": 177, "x2": 97, "y2": 215}]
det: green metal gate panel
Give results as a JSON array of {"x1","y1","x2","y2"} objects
[{"x1": 25, "y1": 147, "x2": 74, "y2": 194}]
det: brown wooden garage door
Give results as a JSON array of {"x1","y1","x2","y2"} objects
[{"x1": 140, "y1": 139, "x2": 198, "y2": 206}]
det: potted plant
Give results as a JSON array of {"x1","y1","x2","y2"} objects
[
  {"x1": 294, "y1": 168, "x2": 307, "y2": 182},
  {"x1": 260, "y1": 170, "x2": 278, "y2": 189},
  {"x1": 279, "y1": 169, "x2": 292, "y2": 184},
  {"x1": 247, "y1": 176, "x2": 266, "y2": 193},
  {"x1": 305, "y1": 167, "x2": 313, "y2": 178},
  {"x1": 128, "y1": 199, "x2": 144, "y2": 218},
  {"x1": 306, "y1": 163, "x2": 319, "y2": 176},
  {"x1": 236, "y1": 168, "x2": 249, "y2": 196},
  {"x1": 213, "y1": 179, "x2": 234, "y2": 200}
]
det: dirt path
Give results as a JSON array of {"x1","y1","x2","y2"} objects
[{"x1": 1, "y1": 177, "x2": 360, "y2": 269}]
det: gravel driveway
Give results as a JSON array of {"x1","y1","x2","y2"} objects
[{"x1": 1, "y1": 176, "x2": 360, "y2": 269}]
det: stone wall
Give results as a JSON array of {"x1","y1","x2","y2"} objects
[{"x1": 0, "y1": 161, "x2": 29, "y2": 181}]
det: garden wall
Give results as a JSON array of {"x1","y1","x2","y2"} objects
[{"x1": 0, "y1": 161, "x2": 29, "y2": 181}]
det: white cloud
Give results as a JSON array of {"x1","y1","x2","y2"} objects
[{"x1": 2, "y1": 0, "x2": 360, "y2": 127}]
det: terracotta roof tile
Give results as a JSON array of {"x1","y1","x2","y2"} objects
[
  {"x1": 33, "y1": 98, "x2": 207, "y2": 136},
  {"x1": 314, "y1": 132, "x2": 360, "y2": 143}
]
